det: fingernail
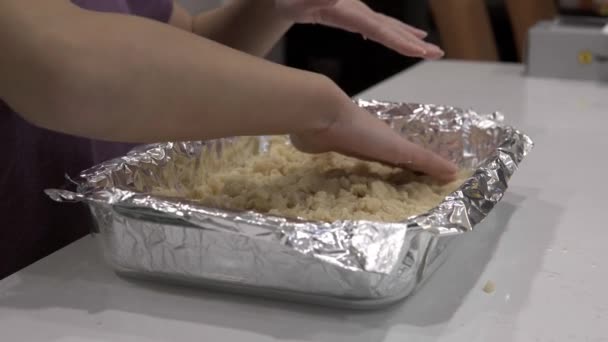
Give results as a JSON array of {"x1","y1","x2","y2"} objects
[
  {"x1": 423, "y1": 45, "x2": 444, "y2": 59},
  {"x1": 426, "y1": 44, "x2": 443, "y2": 53},
  {"x1": 436, "y1": 48, "x2": 445, "y2": 56}
]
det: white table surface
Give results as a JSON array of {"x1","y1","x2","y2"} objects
[{"x1": 1, "y1": 60, "x2": 607, "y2": 342}]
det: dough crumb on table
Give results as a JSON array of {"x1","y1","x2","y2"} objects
[
  {"x1": 483, "y1": 280, "x2": 496, "y2": 294},
  {"x1": 155, "y1": 137, "x2": 469, "y2": 222}
]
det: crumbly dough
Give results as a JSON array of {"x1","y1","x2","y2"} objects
[
  {"x1": 155, "y1": 137, "x2": 468, "y2": 222},
  {"x1": 483, "y1": 280, "x2": 496, "y2": 294}
]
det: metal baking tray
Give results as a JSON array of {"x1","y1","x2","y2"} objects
[{"x1": 46, "y1": 100, "x2": 533, "y2": 309}]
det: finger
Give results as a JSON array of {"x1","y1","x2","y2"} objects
[
  {"x1": 318, "y1": 4, "x2": 429, "y2": 57},
  {"x1": 368, "y1": 22, "x2": 430, "y2": 58},
  {"x1": 377, "y1": 13, "x2": 428, "y2": 39},
  {"x1": 421, "y1": 44, "x2": 444, "y2": 60},
  {"x1": 330, "y1": 109, "x2": 459, "y2": 181},
  {"x1": 335, "y1": 150, "x2": 456, "y2": 184},
  {"x1": 377, "y1": 13, "x2": 445, "y2": 59},
  {"x1": 402, "y1": 23, "x2": 427, "y2": 39},
  {"x1": 375, "y1": 13, "x2": 444, "y2": 59},
  {"x1": 361, "y1": 138, "x2": 458, "y2": 182},
  {"x1": 351, "y1": 7, "x2": 431, "y2": 57},
  {"x1": 340, "y1": 2, "x2": 434, "y2": 57},
  {"x1": 398, "y1": 141, "x2": 459, "y2": 181}
]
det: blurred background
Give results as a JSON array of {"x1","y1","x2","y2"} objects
[{"x1": 179, "y1": 0, "x2": 608, "y2": 95}]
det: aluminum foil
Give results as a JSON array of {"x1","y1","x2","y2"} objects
[{"x1": 46, "y1": 100, "x2": 533, "y2": 308}]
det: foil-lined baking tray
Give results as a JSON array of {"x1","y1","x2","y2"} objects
[{"x1": 46, "y1": 100, "x2": 533, "y2": 309}]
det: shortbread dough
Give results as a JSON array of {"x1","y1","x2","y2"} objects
[{"x1": 155, "y1": 137, "x2": 467, "y2": 222}]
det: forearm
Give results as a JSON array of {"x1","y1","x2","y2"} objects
[
  {"x1": 191, "y1": 0, "x2": 291, "y2": 57},
  {"x1": 0, "y1": 1, "x2": 341, "y2": 143}
]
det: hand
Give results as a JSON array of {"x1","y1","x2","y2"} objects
[
  {"x1": 275, "y1": 0, "x2": 444, "y2": 59},
  {"x1": 290, "y1": 96, "x2": 459, "y2": 182}
]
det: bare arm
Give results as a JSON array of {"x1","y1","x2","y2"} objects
[
  {"x1": 0, "y1": 0, "x2": 334, "y2": 143},
  {"x1": 0, "y1": 0, "x2": 457, "y2": 180}
]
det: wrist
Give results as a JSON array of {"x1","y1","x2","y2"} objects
[{"x1": 304, "y1": 73, "x2": 351, "y2": 134}]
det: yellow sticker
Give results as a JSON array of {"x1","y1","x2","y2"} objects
[{"x1": 578, "y1": 50, "x2": 594, "y2": 65}]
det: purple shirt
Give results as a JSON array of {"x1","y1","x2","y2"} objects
[{"x1": 0, "y1": 0, "x2": 173, "y2": 278}]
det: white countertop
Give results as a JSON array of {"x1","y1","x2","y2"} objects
[{"x1": 1, "y1": 61, "x2": 607, "y2": 342}]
